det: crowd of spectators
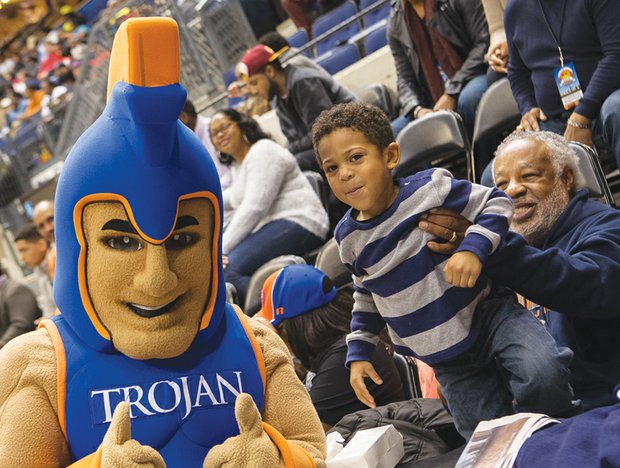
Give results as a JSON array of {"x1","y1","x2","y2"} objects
[{"x1": 1, "y1": 0, "x2": 620, "y2": 464}]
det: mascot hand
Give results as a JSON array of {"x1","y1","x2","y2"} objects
[
  {"x1": 101, "y1": 402, "x2": 166, "y2": 468},
  {"x1": 203, "y1": 393, "x2": 281, "y2": 468}
]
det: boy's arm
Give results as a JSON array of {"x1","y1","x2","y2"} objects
[
  {"x1": 431, "y1": 168, "x2": 513, "y2": 263},
  {"x1": 345, "y1": 276, "x2": 386, "y2": 367}
]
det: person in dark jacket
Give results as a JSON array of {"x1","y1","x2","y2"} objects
[
  {"x1": 388, "y1": 0, "x2": 489, "y2": 137},
  {"x1": 0, "y1": 266, "x2": 41, "y2": 349},
  {"x1": 419, "y1": 131, "x2": 620, "y2": 411},
  {"x1": 238, "y1": 44, "x2": 357, "y2": 172},
  {"x1": 506, "y1": 0, "x2": 620, "y2": 171}
]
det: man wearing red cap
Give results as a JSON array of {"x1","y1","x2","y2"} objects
[{"x1": 239, "y1": 45, "x2": 357, "y2": 172}]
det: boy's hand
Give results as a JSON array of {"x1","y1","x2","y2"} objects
[
  {"x1": 444, "y1": 251, "x2": 482, "y2": 288},
  {"x1": 350, "y1": 361, "x2": 382, "y2": 408}
]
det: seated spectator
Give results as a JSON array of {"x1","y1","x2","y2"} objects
[
  {"x1": 506, "y1": 0, "x2": 620, "y2": 170},
  {"x1": 13, "y1": 223, "x2": 55, "y2": 318},
  {"x1": 420, "y1": 131, "x2": 620, "y2": 410},
  {"x1": 0, "y1": 264, "x2": 41, "y2": 349},
  {"x1": 238, "y1": 44, "x2": 357, "y2": 172},
  {"x1": 19, "y1": 79, "x2": 45, "y2": 121},
  {"x1": 210, "y1": 108, "x2": 328, "y2": 305},
  {"x1": 388, "y1": 0, "x2": 489, "y2": 137},
  {"x1": 255, "y1": 264, "x2": 404, "y2": 430},
  {"x1": 32, "y1": 200, "x2": 56, "y2": 278},
  {"x1": 179, "y1": 99, "x2": 233, "y2": 190}
]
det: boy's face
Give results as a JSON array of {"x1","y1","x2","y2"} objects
[
  {"x1": 318, "y1": 128, "x2": 400, "y2": 221},
  {"x1": 15, "y1": 238, "x2": 48, "y2": 269}
]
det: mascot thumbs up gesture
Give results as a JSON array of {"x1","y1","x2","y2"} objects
[{"x1": 0, "y1": 17, "x2": 325, "y2": 468}]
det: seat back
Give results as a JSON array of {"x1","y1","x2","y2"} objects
[
  {"x1": 568, "y1": 141, "x2": 616, "y2": 207},
  {"x1": 363, "y1": 20, "x2": 388, "y2": 54},
  {"x1": 360, "y1": 0, "x2": 390, "y2": 26},
  {"x1": 357, "y1": 82, "x2": 399, "y2": 120},
  {"x1": 472, "y1": 78, "x2": 520, "y2": 179},
  {"x1": 315, "y1": 43, "x2": 361, "y2": 74},
  {"x1": 304, "y1": 170, "x2": 330, "y2": 211},
  {"x1": 312, "y1": 0, "x2": 361, "y2": 55},
  {"x1": 395, "y1": 111, "x2": 473, "y2": 181},
  {"x1": 287, "y1": 28, "x2": 312, "y2": 57},
  {"x1": 314, "y1": 237, "x2": 352, "y2": 289},
  {"x1": 243, "y1": 255, "x2": 307, "y2": 316},
  {"x1": 393, "y1": 353, "x2": 422, "y2": 400}
]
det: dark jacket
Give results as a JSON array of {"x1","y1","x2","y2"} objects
[
  {"x1": 273, "y1": 64, "x2": 356, "y2": 155},
  {"x1": 486, "y1": 190, "x2": 620, "y2": 407},
  {"x1": 506, "y1": 0, "x2": 620, "y2": 120},
  {"x1": 0, "y1": 276, "x2": 40, "y2": 348},
  {"x1": 328, "y1": 399, "x2": 464, "y2": 466},
  {"x1": 387, "y1": 0, "x2": 489, "y2": 117}
]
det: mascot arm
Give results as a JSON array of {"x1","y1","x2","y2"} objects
[
  {"x1": 252, "y1": 319, "x2": 327, "y2": 467},
  {"x1": 0, "y1": 329, "x2": 72, "y2": 467}
]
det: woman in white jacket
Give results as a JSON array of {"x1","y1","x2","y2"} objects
[{"x1": 210, "y1": 108, "x2": 329, "y2": 305}]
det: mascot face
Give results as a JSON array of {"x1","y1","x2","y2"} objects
[{"x1": 82, "y1": 199, "x2": 213, "y2": 359}]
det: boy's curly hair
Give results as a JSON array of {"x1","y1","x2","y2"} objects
[{"x1": 312, "y1": 102, "x2": 394, "y2": 164}]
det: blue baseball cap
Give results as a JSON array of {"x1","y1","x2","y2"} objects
[{"x1": 257, "y1": 265, "x2": 337, "y2": 326}]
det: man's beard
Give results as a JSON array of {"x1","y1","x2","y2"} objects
[
  {"x1": 511, "y1": 180, "x2": 570, "y2": 246},
  {"x1": 267, "y1": 79, "x2": 279, "y2": 100}
]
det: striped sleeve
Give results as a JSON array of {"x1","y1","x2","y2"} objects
[
  {"x1": 431, "y1": 168, "x2": 514, "y2": 263},
  {"x1": 345, "y1": 276, "x2": 385, "y2": 367}
]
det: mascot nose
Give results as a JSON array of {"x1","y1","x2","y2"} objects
[{"x1": 133, "y1": 244, "x2": 179, "y2": 297}]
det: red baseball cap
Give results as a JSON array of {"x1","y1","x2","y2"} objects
[{"x1": 238, "y1": 45, "x2": 286, "y2": 79}]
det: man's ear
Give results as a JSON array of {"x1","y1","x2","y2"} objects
[
  {"x1": 264, "y1": 65, "x2": 276, "y2": 80},
  {"x1": 562, "y1": 167, "x2": 575, "y2": 191},
  {"x1": 385, "y1": 142, "x2": 400, "y2": 170}
]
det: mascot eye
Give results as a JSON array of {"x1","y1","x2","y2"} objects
[
  {"x1": 165, "y1": 233, "x2": 198, "y2": 250},
  {"x1": 105, "y1": 236, "x2": 143, "y2": 251}
]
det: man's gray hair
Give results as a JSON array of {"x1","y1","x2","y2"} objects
[{"x1": 492, "y1": 130, "x2": 586, "y2": 191}]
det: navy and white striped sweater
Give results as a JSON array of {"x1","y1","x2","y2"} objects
[{"x1": 335, "y1": 168, "x2": 513, "y2": 365}]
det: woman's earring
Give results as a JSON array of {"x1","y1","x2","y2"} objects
[{"x1": 243, "y1": 134, "x2": 250, "y2": 143}]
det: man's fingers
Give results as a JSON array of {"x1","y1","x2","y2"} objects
[
  {"x1": 426, "y1": 240, "x2": 456, "y2": 255},
  {"x1": 107, "y1": 402, "x2": 131, "y2": 446},
  {"x1": 366, "y1": 366, "x2": 383, "y2": 386},
  {"x1": 539, "y1": 110, "x2": 547, "y2": 121}
]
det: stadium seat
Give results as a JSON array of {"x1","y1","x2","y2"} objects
[
  {"x1": 357, "y1": 82, "x2": 399, "y2": 120},
  {"x1": 471, "y1": 78, "x2": 520, "y2": 181},
  {"x1": 315, "y1": 43, "x2": 361, "y2": 75},
  {"x1": 223, "y1": 67, "x2": 245, "y2": 108},
  {"x1": 363, "y1": 20, "x2": 388, "y2": 55},
  {"x1": 360, "y1": 0, "x2": 391, "y2": 27},
  {"x1": 287, "y1": 28, "x2": 312, "y2": 57},
  {"x1": 568, "y1": 142, "x2": 616, "y2": 207},
  {"x1": 393, "y1": 353, "x2": 423, "y2": 400},
  {"x1": 304, "y1": 171, "x2": 330, "y2": 211},
  {"x1": 243, "y1": 255, "x2": 306, "y2": 316},
  {"x1": 314, "y1": 238, "x2": 351, "y2": 289},
  {"x1": 312, "y1": 0, "x2": 361, "y2": 55},
  {"x1": 395, "y1": 111, "x2": 473, "y2": 181}
]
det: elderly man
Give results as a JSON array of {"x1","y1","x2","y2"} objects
[{"x1": 420, "y1": 131, "x2": 620, "y2": 410}]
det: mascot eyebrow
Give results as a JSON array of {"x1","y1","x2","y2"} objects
[{"x1": 102, "y1": 216, "x2": 199, "y2": 233}]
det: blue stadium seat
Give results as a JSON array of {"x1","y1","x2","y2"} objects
[
  {"x1": 363, "y1": 21, "x2": 388, "y2": 54},
  {"x1": 78, "y1": 0, "x2": 108, "y2": 26},
  {"x1": 360, "y1": 0, "x2": 391, "y2": 27},
  {"x1": 315, "y1": 43, "x2": 361, "y2": 75},
  {"x1": 287, "y1": 28, "x2": 312, "y2": 57},
  {"x1": 312, "y1": 0, "x2": 361, "y2": 56},
  {"x1": 224, "y1": 68, "x2": 245, "y2": 108}
]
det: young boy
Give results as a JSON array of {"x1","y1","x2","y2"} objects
[{"x1": 311, "y1": 102, "x2": 575, "y2": 437}]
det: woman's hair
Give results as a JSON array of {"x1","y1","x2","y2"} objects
[
  {"x1": 277, "y1": 287, "x2": 354, "y2": 370},
  {"x1": 210, "y1": 108, "x2": 271, "y2": 165}
]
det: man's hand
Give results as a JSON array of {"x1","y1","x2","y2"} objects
[
  {"x1": 101, "y1": 402, "x2": 165, "y2": 468},
  {"x1": 418, "y1": 208, "x2": 471, "y2": 254},
  {"x1": 222, "y1": 255, "x2": 229, "y2": 270},
  {"x1": 519, "y1": 107, "x2": 547, "y2": 131},
  {"x1": 564, "y1": 112, "x2": 593, "y2": 147},
  {"x1": 350, "y1": 361, "x2": 382, "y2": 408},
  {"x1": 203, "y1": 394, "x2": 280, "y2": 468},
  {"x1": 227, "y1": 81, "x2": 248, "y2": 99},
  {"x1": 415, "y1": 107, "x2": 433, "y2": 120},
  {"x1": 433, "y1": 94, "x2": 457, "y2": 112},
  {"x1": 443, "y1": 251, "x2": 482, "y2": 288},
  {"x1": 487, "y1": 41, "x2": 509, "y2": 73}
]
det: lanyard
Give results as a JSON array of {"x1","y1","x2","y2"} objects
[{"x1": 537, "y1": 0, "x2": 569, "y2": 67}]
